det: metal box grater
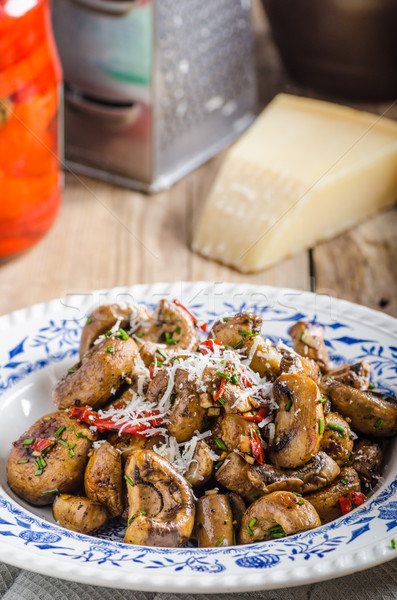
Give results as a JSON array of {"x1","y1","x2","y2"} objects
[{"x1": 52, "y1": 0, "x2": 257, "y2": 192}]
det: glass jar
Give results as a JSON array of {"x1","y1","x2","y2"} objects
[{"x1": 0, "y1": 0, "x2": 62, "y2": 259}]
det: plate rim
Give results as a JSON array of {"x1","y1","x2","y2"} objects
[{"x1": 0, "y1": 281, "x2": 396, "y2": 593}]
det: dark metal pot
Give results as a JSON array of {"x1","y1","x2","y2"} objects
[{"x1": 262, "y1": 0, "x2": 397, "y2": 100}]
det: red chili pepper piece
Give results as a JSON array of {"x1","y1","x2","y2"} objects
[
  {"x1": 338, "y1": 491, "x2": 366, "y2": 515},
  {"x1": 239, "y1": 366, "x2": 253, "y2": 388},
  {"x1": 213, "y1": 377, "x2": 226, "y2": 402},
  {"x1": 349, "y1": 491, "x2": 366, "y2": 507},
  {"x1": 249, "y1": 427, "x2": 264, "y2": 465},
  {"x1": 339, "y1": 495, "x2": 353, "y2": 515},
  {"x1": 199, "y1": 339, "x2": 223, "y2": 355},
  {"x1": 240, "y1": 406, "x2": 269, "y2": 423},
  {"x1": 173, "y1": 299, "x2": 198, "y2": 323},
  {"x1": 149, "y1": 364, "x2": 156, "y2": 379},
  {"x1": 32, "y1": 438, "x2": 53, "y2": 452},
  {"x1": 69, "y1": 405, "x2": 163, "y2": 437},
  {"x1": 199, "y1": 322, "x2": 208, "y2": 333}
]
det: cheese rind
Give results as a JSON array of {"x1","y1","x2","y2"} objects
[{"x1": 193, "y1": 94, "x2": 397, "y2": 273}]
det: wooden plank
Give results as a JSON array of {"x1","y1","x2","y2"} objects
[{"x1": 312, "y1": 207, "x2": 397, "y2": 317}]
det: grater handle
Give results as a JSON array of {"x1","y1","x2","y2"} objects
[
  {"x1": 65, "y1": 84, "x2": 141, "y2": 125},
  {"x1": 71, "y1": 0, "x2": 138, "y2": 16}
]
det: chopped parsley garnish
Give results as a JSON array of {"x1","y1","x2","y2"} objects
[
  {"x1": 368, "y1": 383, "x2": 375, "y2": 389},
  {"x1": 318, "y1": 418, "x2": 324, "y2": 435},
  {"x1": 55, "y1": 426, "x2": 66, "y2": 437},
  {"x1": 318, "y1": 396, "x2": 327, "y2": 404},
  {"x1": 58, "y1": 440, "x2": 69, "y2": 447},
  {"x1": 391, "y1": 539, "x2": 396, "y2": 550},
  {"x1": 218, "y1": 397, "x2": 225, "y2": 405},
  {"x1": 17, "y1": 459, "x2": 28, "y2": 464},
  {"x1": 21, "y1": 438, "x2": 34, "y2": 446},
  {"x1": 105, "y1": 330, "x2": 112, "y2": 338},
  {"x1": 215, "y1": 460, "x2": 224, "y2": 470},
  {"x1": 285, "y1": 399, "x2": 292, "y2": 412},
  {"x1": 341, "y1": 478, "x2": 347, "y2": 485},
  {"x1": 86, "y1": 316, "x2": 92, "y2": 325},
  {"x1": 106, "y1": 346, "x2": 114, "y2": 354},
  {"x1": 175, "y1": 326, "x2": 181, "y2": 335},
  {"x1": 297, "y1": 499, "x2": 304, "y2": 505},
  {"x1": 375, "y1": 418, "x2": 384, "y2": 429},
  {"x1": 216, "y1": 535, "x2": 225, "y2": 546},
  {"x1": 67, "y1": 368, "x2": 77, "y2": 374},
  {"x1": 249, "y1": 517, "x2": 257, "y2": 529}
]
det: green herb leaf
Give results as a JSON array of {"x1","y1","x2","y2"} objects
[
  {"x1": 215, "y1": 438, "x2": 227, "y2": 451},
  {"x1": 124, "y1": 474, "x2": 135, "y2": 487},
  {"x1": 117, "y1": 328, "x2": 129, "y2": 340},
  {"x1": 86, "y1": 316, "x2": 92, "y2": 325},
  {"x1": 157, "y1": 348, "x2": 168, "y2": 361},
  {"x1": 216, "y1": 534, "x2": 225, "y2": 546},
  {"x1": 285, "y1": 399, "x2": 292, "y2": 412},
  {"x1": 41, "y1": 488, "x2": 59, "y2": 496},
  {"x1": 67, "y1": 368, "x2": 77, "y2": 374},
  {"x1": 55, "y1": 426, "x2": 66, "y2": 437},
  {"x1": 21, "y1": 438, "x2": 34, "y2": 446},
  {"x1": 17, "y1": 459, "x2": 28, "y2": 464},
  {"x1": 319, "y1": 418, "x2": 324, "y2": 435},
  {"x1": 249, "y1": 517, "x2": 257, "y2": 529},
  {"x1": 106, "y1": 346, "x2": 114, "y2": 354},
  {"x1": 375, "y1": 418, "x2": 384, "y2": 429}
]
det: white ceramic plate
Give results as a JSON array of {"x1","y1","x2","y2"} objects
[{"x1": 0, "y1": 282, "x2": 396, "y2": 593}]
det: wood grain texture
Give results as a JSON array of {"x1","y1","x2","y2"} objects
[
  {"x1": 0, "y1": 0, "x2": 395, "y2": 317},
  {"x1": 312, "y1": 208, "x2": 397, "y2": 317}
]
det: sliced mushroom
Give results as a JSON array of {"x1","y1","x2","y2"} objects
[
  {"x1": 324, "y1": 359, "x2": 371, "y2": 390},
  {"x1": 7, "y1": 411, "x2": 95, "y2": 506},
  {"x1": 215, "y1": 452, "x2": 262, "y2": 503},
  {"x1": 304, "y1": 467, "x2": 361, "y2": 523},
  {"x1": 289, "y1": 321, "x2": 329, "y2": 372},
  {"x1": 211, "y1": 414, "x2": 254, "y2": 453},
  {"x1": 54, "y1": 335, "x2": 139, "y2": 410},
  {"x1": 184, "y1": 441, "x2": 214, "y2": 487},
  {"x1": 123, "y1": 449, "x2": 195, "y2": 547},
  {"x1": 53, "y1": 494, "x2": 108, "y2": 534},
  {"x1": 241, "y1": 336, "x2": 282, "y2": 380},
  {"x1": 196, "y1": 491, "x2": 234, "y2": 547},
  {"x1": 319, "y1": 411, "x2": 354, "y2": 466},
  {"x1": 279, "y1": 348, "x2": 320, "y2": 382},
  {"x1": 80, "y1": 303, "x2": 142, "y2": 358},
  {"x1": 135, "y1": 299, "x2": 199, "y2": 354},
  {"x1": 269, "y1": 374, "x2": 324, "y2": 468},
  {"x1": 107, "y1": 431, "x2": 163, "y2": 464},
  {"x1": 227, "y1": 492, "x2": 246, "y2": 530},
  {"x1": 239, "y1": 491, "x2": 321, "y2": 544},
  {"x1": 320, "y1": 379, "x2": 397, "y2": 437},
  {"x1": 348, "y1": 439, "x2": 383, "y2": 490},
  {"x1": 84, "y1": 441, "x2": 124, "y2": 518},
  {"x1": 167, "y1": 370, "x2": 206, "y2": 443},
  {"x1": 209, "y1": 312, "x2": 263, "y2": 348},
  {"x1": 248, "y1": 451, "x2": 340, "y2": 495}
]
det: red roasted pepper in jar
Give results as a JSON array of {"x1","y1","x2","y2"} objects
[{"x1": 0, "y1": 0, "x2": 62, "y2": 258}]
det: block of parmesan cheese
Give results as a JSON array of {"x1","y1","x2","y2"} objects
[{"x1": 193, "y1": 94, "x2": 397, "y2": 272}]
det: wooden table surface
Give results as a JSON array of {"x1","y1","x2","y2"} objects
[{"x1": 0, "y1": 0, "x2": 396, "y2": 318}]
